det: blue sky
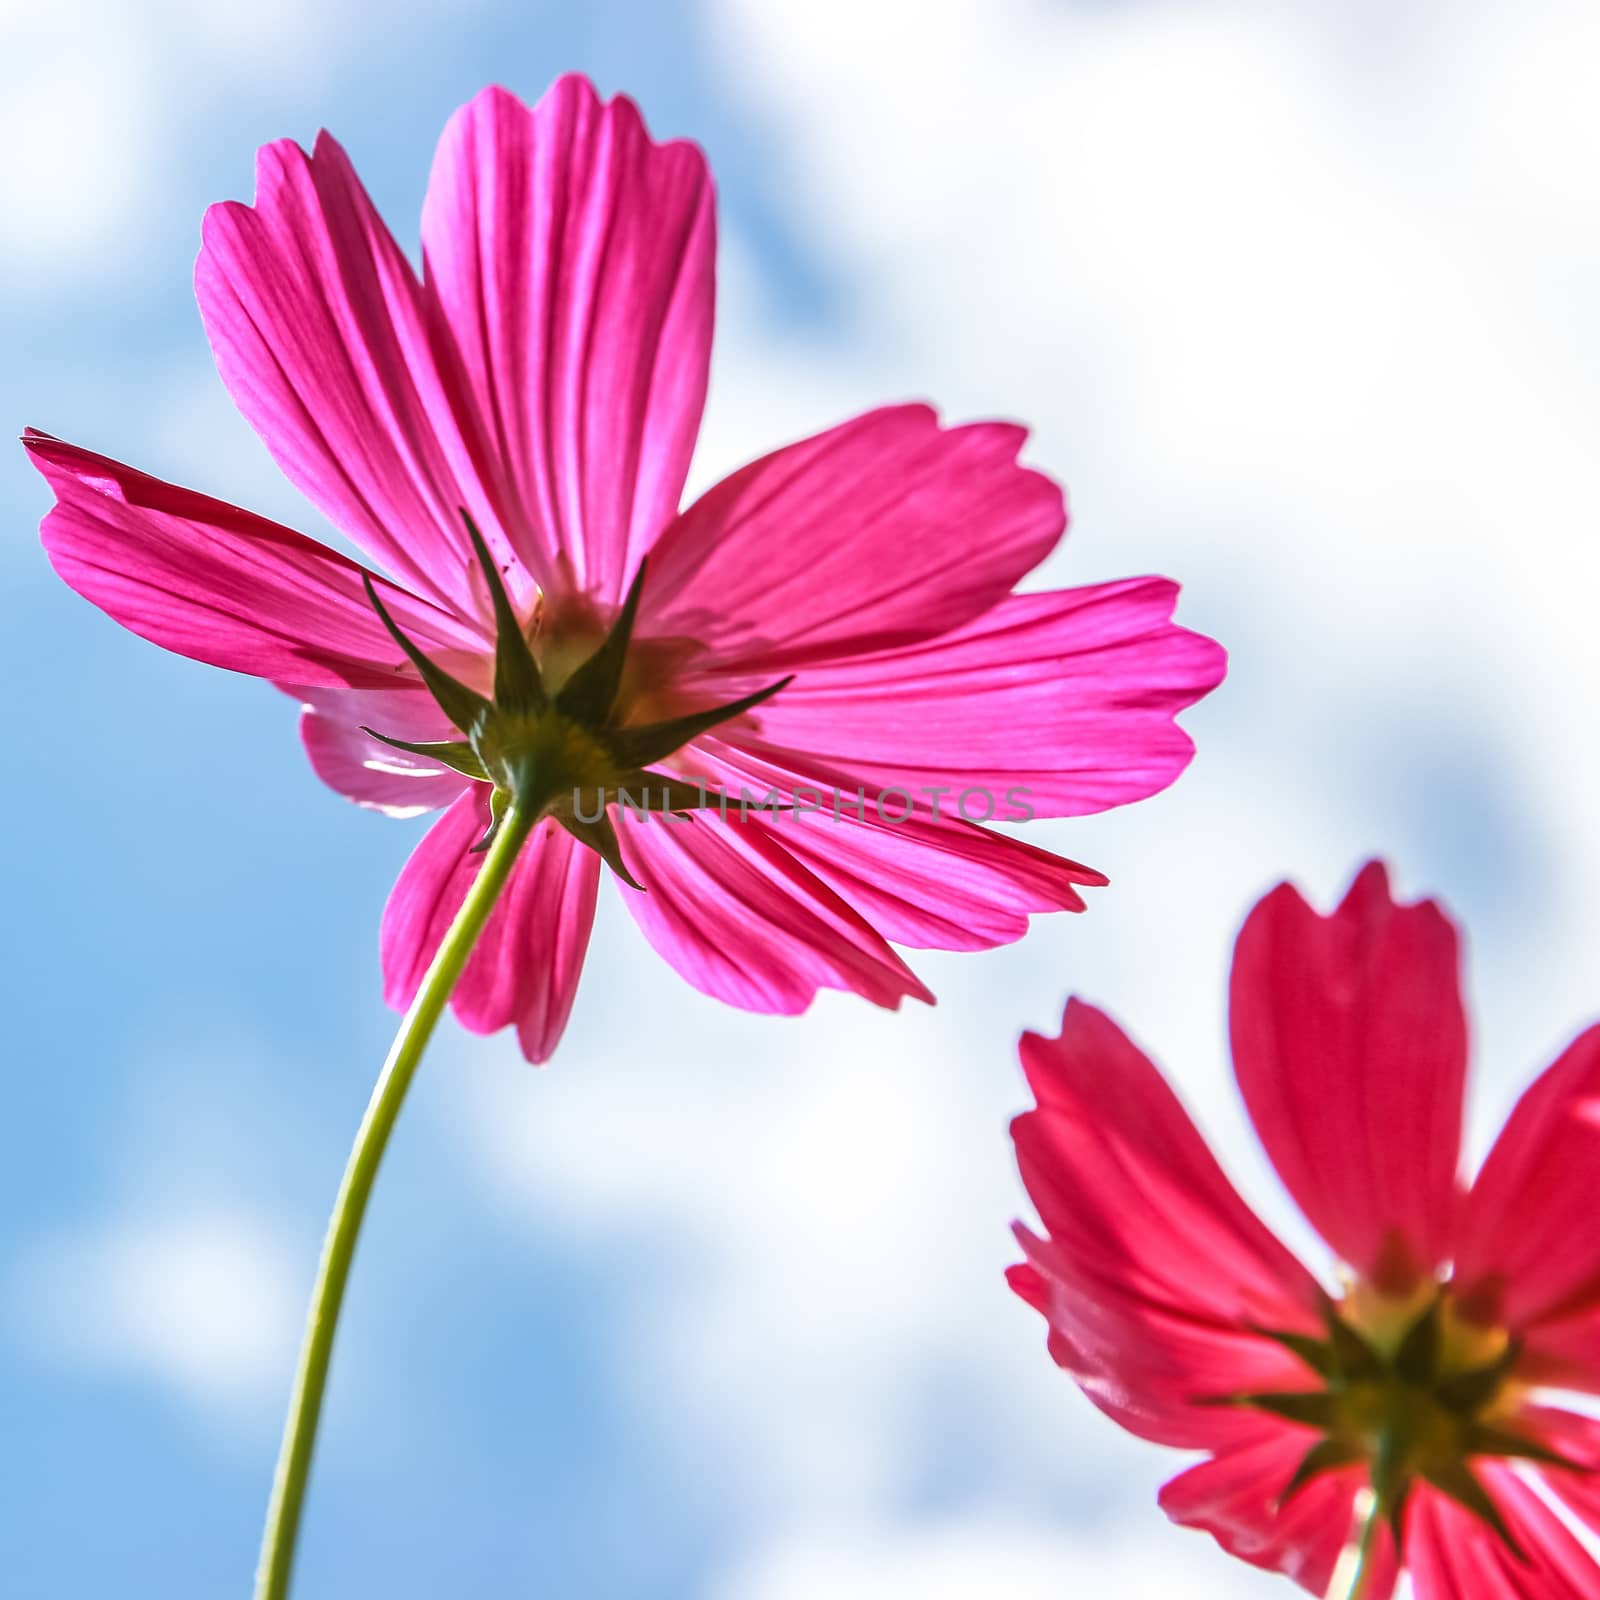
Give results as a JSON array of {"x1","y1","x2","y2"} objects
[{"x1": 4, "y1": 1, "x2": 1600, "y2": 1595}]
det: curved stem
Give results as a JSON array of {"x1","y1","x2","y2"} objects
[
  {"x1": 254, "y1": 800, "x2": 539, "y2": 1600},
  {"x1": 1335, "y1": 1494, "x2": 1384, "y2": 1600}
]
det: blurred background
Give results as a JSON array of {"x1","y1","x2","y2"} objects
[{"x1": 3, "y1": 0, "x2": 1599, "y2": 1593}]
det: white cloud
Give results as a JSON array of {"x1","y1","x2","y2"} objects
[
  {"x1": 706, "y1": 1513, "x2": 1291, "y2": 1599},
  {"x1": 11, "y1": 1210, "x2": 302, "y2": 1423}
]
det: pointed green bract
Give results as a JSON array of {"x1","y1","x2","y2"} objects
[
  {"x1": 362, "y1": 574, "x2": 491, "y2": 736},
  {"x1": 561, "y1": 811, "x2": 642, "y2": 890},
  {"x1": 1435, "y1": 1343, "x2": 1520, "y2": 1414},
  {"x1": 606, "y1": 675, "x2": 794, "y2": 769},
  {"x1": 360, "y1": 728, "x2": 490, "y2": 783},
  {"x1": 460, "y1": 510, "x2": 544, "y2": 714},
  {"x1": 555, "y1": 559, "x2": 647, "y2": 725},
  {"x1": 1228, "y1": 1292, "x2": 1588, "y2": 1561},
  {"x1": 357, "y1": 553, "x2": 794, "y2": 884},
  {"x1": 1393, "y1": 1297, "x2": 1442, "y2": 1385},
  {"x1": 1278, "y1": 1436, "x2": 1364, "y2": 1508},
  {"x1": 1419, "y1": 1459, "x2": 1522, "y2": 1558},
  {"x1": 471, "y1": 784, "x2": 512, "y2": 855}
]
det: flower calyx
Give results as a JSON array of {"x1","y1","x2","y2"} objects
[
  {"x1": 1216, "y1": 1292, "x2": 1583, "y2": 1558},
  {"x1": 359, "y1": 513, "x2": 790, "y2": 883}
]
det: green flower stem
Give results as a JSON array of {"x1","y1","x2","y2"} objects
[
  {"x1": 1339, "y1": 1495, "x2": 1384, "y2": 1600},
  {"x1": 254, "y1": 799, "x2": 539, "y2": 1600}
]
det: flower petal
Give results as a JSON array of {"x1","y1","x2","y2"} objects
[
  {"x1": 1408, "y1": 1469, "x2": 1600, "y2": 1598},
  {"x1": 380, "y1": 790, "x2": 599, "y2": 1062},
  {"x1": 1158, "y1": 1431, "x2": 1396, "y2": 1597},
  {"x1": 641, "y1": 405, "x2": 1065, "y2": 669},
  {"x1": 286, "y1": 682, "x2": 468, "y2": 817},
  {"x1": 1229, "y1": 862, "x2": 1466, "y2": 1289},
  {"x1": 1010, "y1": 1000, "x2": 1325, "y2": 1450},
  {"x1": 712, "y1": 579, "x2": 1226, "y2": 818},
  {"x1": 421, "y1": 78, "x2": 715, "y2": 601},
  {"x1": 196, "y1": 130, "x2": 505, "y2": 614},
  {"x1": 615, "y1": 812, "x2": 933, "y2": 1014},
  {"x1": 677, "y1": 740, "x2": 1105, "y2": 949},
  {"x1": 25, "y1": 431, "x2": 476, "y2": 686},
  {"x1": 1453, "y1": 1024, "x2": 1600, "y2": 1345}
]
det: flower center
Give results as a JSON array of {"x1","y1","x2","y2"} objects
[
  {"x1": 1231, "y1": 1283, "x2": 1567, "y2": 1551},
  {"x1": 359, "y1": 514, "x2": 789, "y2": 883}
]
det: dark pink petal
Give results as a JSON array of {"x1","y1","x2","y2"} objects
[
  {"x1": 1408, "y1": 1470, "x2": 1600, "y2": 1598},
  {"x1": 1010, "y1": 1001, "x2": 1325, "y2": 1450},
  {"x1": 1229, "y1": 862, "x2": 1466, "y2": 1289},
  {"x1": 422, "y1": 78, "x2": 714, "y2": 601},
  {"x1": 1453, "y1": 1025, "x2": 1600, "y2": 1344},
  {"x1": 380, "y1": 790, "x2": 599, "y2": 1062},
  {"x1": 286, "y1": 682, "x2": 468, "y2": 817},
  {"x1": 1510, "y1": 1405, "x2": 1600, "y2": 1540},
  {"x1": 1159, "y1": 1431, "x2": 1396, "y2": 1597},
  {"x1": 615, "y1": 813, "x2": 933, "y2": 1014},
  {"x1": 682, "y1": 741, "x2": 1105, "y2": 949},
  {"x1": 197, "y1": 131, "x2": 505, "y2": 614},
  {"x1": 714, "y1": 579, "x2": 1225, "y2": 818},
  {"x1": 25, "y1": 431, "x2": 476, "y2": 687},
  {"x1": 641, "y1": 405, "x2": 1065, "y2": 669}
]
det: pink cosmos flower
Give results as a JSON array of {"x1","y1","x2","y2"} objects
[
  {"x1": 26, "y1": 75, "x2": 1223, "y2": 1063},
  {"x1": 1009, "y1": 862, "x2": 1600, "y2": 1596}
]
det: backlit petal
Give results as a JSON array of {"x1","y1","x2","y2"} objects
[
  {"x1": 1229, "y1": 862, "x2": 1465, "y2": 1288},
  {"x1": 615, "y1": 812, "x2": 933, "y2": 1014},
  {"x1": 712, "y1": 579, "x2": 1225, "y2": 817},
  {"x1": 641, "y1": 405, "x2": 1065, "y2": 669},
  {"x1": 197, "y1": 131, "x2": 506, "y2": 613},
  {"x1": 380, "y1": 789, "x2": 599, "y2": 1062},
  {"x1": 1454, "y1": 1024, "x2": 1600, "y2": 1350},
  {"x1": 1010, "y1": 1000, "x2": 1325, "y2": 1449},
  {"x1": 1159, "y1": 1431, "x2": 1395, "y2": 1597},
  {"x1": 25, "y1": 431, "x2": 476, "y2": 687},
  {"x1": 422, "y1": 78, "x2": 714, "y2": 600}
]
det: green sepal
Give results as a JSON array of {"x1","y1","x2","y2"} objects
[
  {"x1": 1394, "y1": 1298, "x2": 1443, "y2": 1386},
  {"x1": 1464, "y1": 1421, "x2": 1579, "y2": 1471},
  {"x1": 362, "y1": 573, "x2": 492, "y2": 736},
  {"x1": 1436, "y1": 1343, "x2": 1520, "y2": 1415},
  {"x1": 360, "y1": 727, "x2": 490, "y2": 783},
  {"x1": 1249, "y1": 1324, "x2": 1338, "y2": 1381},
  {"x1": 1325, "y1": 1309, "x2": 1385, "y2": 1382},
  {"x1": 1278, "y1": 1436, "x2": 1365, "y2": 1508},
  {"x1": 1234, "y1": 1390, "x2": 1339, "y2": 1429},
  {"x1": 460, "y1": 510, "x2": 544, "y2": 714},
  {"x1": 555, "y1": 559, "x2": 647, "y2": 726},
  {"x1": 603, "y1": 771, "x2": 720, "y2": 814},
  {"x1": 471, "y1": 785, "x2": 512, "y2": 855},
  {"x1": 561, "y1": 810, "x2": 644, "y2": 891},
  {"x1": 1418, "y1": 1459, "x2": 1523, "y2": 1560},
  {"x1": 604, "y1": 676, "x2": 794, "y2": 770}
]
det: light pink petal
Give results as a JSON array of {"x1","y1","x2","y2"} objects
[
  {"x1": 380, "y1": 790, "x2": 599, "y2": 1063},
  {"x1": 641, "y1": 405, "x2": 1065, "y2": 669},
  {"x1": 680, "y1": 741, "x2": 1105, "y2": 948},
  {"x1": 1453, "y1": 1024, "x2": 1600, "y2": 1344},
  {"x1": 1159, "y1": 1431, "x2": 1396, "y2": 1597},
  {"x1": 285, "y1": 682, "x2": 468, "y2": 817},
  {"x1": 1408, "y1": 1470, "x2": 1600, "y2": 1598},
  {"x1": 25, "y1": 431, "x2": 475, "y2": 686},
  {"x1": 1010, "y1": 1000, "x2": 1326, "y2": 1450},
  {"x1": 197, "y1": 130, "x2": 508, "y2": 614},
  {"x1": 711, "y1": 579, "x2": 1225, "y2": 817},
  {"x1": 615, "y1": 813, "x2": 933, "y2": 1014},
  {"x1": 422, "y1": 78, "x2": 714, "y2": 601},
  {"x1": 1229, "y1": 862, "x2": 1466, "y2": 1289}
]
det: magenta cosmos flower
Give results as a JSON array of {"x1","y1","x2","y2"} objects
[
  {"x1": 1010, "y1": 863, "x2": 1600, "y2": 1596},
  {"x1": 26, "y1": 75, "x2": 1222, "y2": 1063}
]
